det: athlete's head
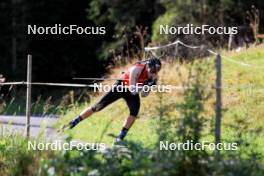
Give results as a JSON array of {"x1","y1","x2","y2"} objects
[{"x1": 146, "y1": 58, "x2": 161, "y2": 74}]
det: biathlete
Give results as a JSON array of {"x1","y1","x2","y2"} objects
[{"x1": 61, "y1": 58, "x2": 162, "y2": 142}]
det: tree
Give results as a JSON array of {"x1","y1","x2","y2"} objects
[
  {"x1": 152, "y1": 0, "x2": 264, "y2": 47},
  {"x1": 0, "y1": 0, "x2": 107, "y2": 83},
  {"x1": 88, "y1": 0, "x2": 164, "y2": 60}
]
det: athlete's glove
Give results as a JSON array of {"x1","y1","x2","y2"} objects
[
  {"x1": 143, "y1": 79, "x2": 156, "y2": 86},
  {"x1": 140, "y1": 79, "x2": 156, "y2": 97}
]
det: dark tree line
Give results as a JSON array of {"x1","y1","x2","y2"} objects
[{"x1": 0, "y1": 0, "x2": 108, "y2": 83}]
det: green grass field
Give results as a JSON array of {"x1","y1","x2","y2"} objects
[{"x1": 58, "y1": 45, "x2": 264, "y2": 155}]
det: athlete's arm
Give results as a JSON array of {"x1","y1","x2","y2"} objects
[
  {"x1": 151, "y1": 73, "x2": 159, "y2": 83},
  {"x1": 141, "y1": 89, "x2": 150, "y2": 97},
  {"x1": 141, "y1": 73, "x2": 159, "y2": 97}
]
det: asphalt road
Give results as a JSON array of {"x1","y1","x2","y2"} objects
[
  {"x1": 0, "y1": 115, "x2": 111, "y2": 152},
  {"x1": 0, "y1": 115, "x2": 60, "y2": 139}
]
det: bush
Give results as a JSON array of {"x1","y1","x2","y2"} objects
[{"x1": 0, "y1": 133, "x2": 40, "y2": 176}]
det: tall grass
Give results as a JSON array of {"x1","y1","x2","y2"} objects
[{"x1": 0, "y1": 89, "x2": 91, "y2": 116}]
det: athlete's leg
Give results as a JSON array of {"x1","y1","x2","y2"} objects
[
  {"x1": 123, "y1": 115, "x2": 136, "y2": 129},
  {"x1": 63, "y1": 87, "x2": 122, "y2": 130},
  {"x1": 79, "y1": 107, "x2": 94, "y2": 119},
  {"x1": 65, "y1": 106, "x2": 94, "y2": 128},
  {"x1": 65, "y1": 107, "x2": 94, "y2": 130},
  {"x1": 117, "y1": 94, "x2": 140, "y2": 140}
]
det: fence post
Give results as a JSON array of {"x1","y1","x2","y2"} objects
[
  {"x1": 228, "y1": 33, "x2": 233, "y2": 51},
  {"x1": 174, "y1": 43, "x2": 178, "y2": 61},
  {"x1": 215, "y1": 54, "x2": 222, "y2": 158},
  {"x1": 25, "y1": 54, "x2": 32, "y2": 138}
]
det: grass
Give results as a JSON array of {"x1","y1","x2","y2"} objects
[
  {"x1": 221, "y1": 45, "x2": 264, "y2": 155},
  {"x1": 57, "y1": 44, "x2": 264, "y2": 157},
  {"x1": 0, "y1": 132, "x2": 39, "y2": 175},
  {"x1": 56, "y1": 98, "x2": 159, "y2": 148},
  {"x1": 1, "y1": 44, "x2": 263, "y2": 155},
  {"x1": 0, "y1": 89, "x2": 91, "y2": 116}
]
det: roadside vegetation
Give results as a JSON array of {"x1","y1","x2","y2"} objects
[{"x1": 1, "y1": 45, "x2": 264, "y2": 175}]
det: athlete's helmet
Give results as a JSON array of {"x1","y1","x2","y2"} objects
[{"x1": 146, "y1": 58, "x2": 161, "y2": 73}]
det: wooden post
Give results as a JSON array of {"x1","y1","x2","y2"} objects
[
  {"x1": 25, "y1": 54, "x2": 32, "y2": 138},
  {"x1": 215, "y1": 54, "x2": 222, "y2": 158},
  {"x1": 174, "y1": 43, "x2": 178, "y2": 61},
  {"x1": 228, "y1": 33, "x2": 233, "y2": 51}
]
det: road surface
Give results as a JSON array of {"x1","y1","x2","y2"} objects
[
  {"x1": 0, "y1": 115, "x2": 61, "y2": 140},
  {"x1": 0, "y1": 115, "x2": 113, "y2": 152}
]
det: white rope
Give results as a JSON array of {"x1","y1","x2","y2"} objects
[
  {"x1": 144, "y1": 39, "x2": 264, "y2": 68},
  {"x1": 0, "y1": 81, "x2": 96, "y2": 87},
  {"x1": 144, "y1": 40, "x2": 179, "y2": 51},
  {"x1": 0, "y1": 82, "x2": 26, "y2": 85},
  {"x1": 221, "y1": 55, "x2": 264, "y2": 68},
  {"x1": 221, "y1": 56, "x2": 252, "y2": 67},
  {"x1": 206, "y1": 49, "x2": 218, "y2": 56},
  {"x1": 169, "y1": 85, "x2": 193, "y2": 90},
  {"x1": 31, "y1": 82, "x2": 96, "y2": 87},
  {"x1": 149, "y1": 50, "x2": 160, "y2": 58},
  {"x1": 73, "y1": 77, "x2": 128, "y2": 81},
  {"x1": 177, "y1": 40, "x2": 201, "y2": 49}
]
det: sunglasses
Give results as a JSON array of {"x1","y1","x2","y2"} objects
[{"x1": 149, "y1": 66, "x2": 161, "y2": 73}]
